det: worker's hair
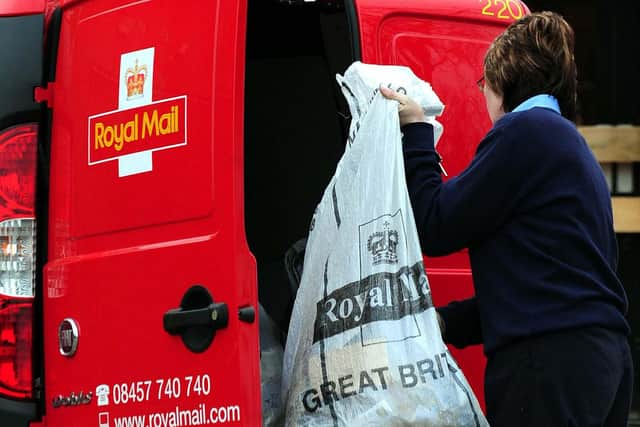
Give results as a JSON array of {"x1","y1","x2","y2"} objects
[{"x1": 484, "y1": 11, "x2": 578, "y2": 122}]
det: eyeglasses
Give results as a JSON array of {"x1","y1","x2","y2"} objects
[{"x1": 476, "y1": 76, "x2": 485, "y2": 92}]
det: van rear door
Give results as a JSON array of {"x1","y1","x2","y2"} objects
[
  {"x1": 354, "y1": 0, "x2": 529, "y2": 407},
  {"x1": 42, "y1": 1, "x2": 260, "y2": 426}
]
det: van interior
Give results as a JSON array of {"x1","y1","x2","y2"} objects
[{"x1": 244, "y1": 0, "x2": 355, "y2": 336}]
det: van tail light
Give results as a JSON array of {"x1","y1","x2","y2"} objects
[{"x1": 0, "y1": 124, "x2": 38, "y2": 400}]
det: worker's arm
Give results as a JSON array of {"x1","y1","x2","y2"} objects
[{"x1": 401, "y1": 121, "x2": 523, "y2": 256}]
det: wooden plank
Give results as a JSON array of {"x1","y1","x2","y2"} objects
[
  {"x1": 578, "y1": 125, "x2": 640, "y2": 162},
  {"x1": 612, "y1": 197, "x2": 640, "y2": 233}
]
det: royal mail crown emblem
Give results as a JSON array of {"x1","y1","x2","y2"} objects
[
  {"x1": 125, "y1": 59, "x2": 147, "y2": 99},
  {"x1": 367, "y1": 221, "x2": 399, "y2": 265}
]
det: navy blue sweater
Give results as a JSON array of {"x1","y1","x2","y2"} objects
[{"x1": 402, "y1": 107, "x2": 629, "y2": 355}]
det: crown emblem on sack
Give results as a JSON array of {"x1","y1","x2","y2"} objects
[
  {"x1": 367, "y1": 221, "x2": 399, "y2": 265},
  {"x1": 125, "y1": 59, "x2": 147, "y2": 99}
]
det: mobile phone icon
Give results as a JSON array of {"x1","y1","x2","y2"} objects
[{"x1": 99, "y1": 412, "x2": 109, "y2": 427}]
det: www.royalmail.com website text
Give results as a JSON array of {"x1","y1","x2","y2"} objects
[{"x1": 111, "y1": 403, "x2": 240, "y2": 427}]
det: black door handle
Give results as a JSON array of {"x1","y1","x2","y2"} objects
[
  {"x1": 163, "y1": 286, "x2": 228, "y2": 353},
  {"x1": 163, "y1": 303, "x2": 228, "y2": 334}
]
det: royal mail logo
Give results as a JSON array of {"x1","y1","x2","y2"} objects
[
  {"x1": 360, "y1": 211, "x2": 406, "y2": 273},
  {"x1": 87, "y1": 47, "x2": 188, "y2": 177},
  {"x1": 355, "y1": 210, "x2": 425, "y2": 346},
  {"x1": 125, "y1": 59, "x2": 147, "y2": 99},
  {"x1": 367, "y1": 221, "x2": 399, "y2": 266},
  {"x1": 88, "y1": 96, "x2": 186, "y2": 164},
  {"x1": 312, "y1": 261, "x2": 433, "y2": 344}
]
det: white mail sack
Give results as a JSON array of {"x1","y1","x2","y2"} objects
[{"x1": 282, "y1": 62, "x2": 488, "y2": 426}]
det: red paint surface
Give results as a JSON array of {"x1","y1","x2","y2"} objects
[
  {"x1": 0, "y1": 0, "x2": 44, "y2": 16},
  {"x1": 43, "y1": 0, "x2": 260, "y2": 426}
]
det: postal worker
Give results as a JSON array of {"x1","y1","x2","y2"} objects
[{"x1": 381, "y1": 11, "x2": 633, "y2": 427}]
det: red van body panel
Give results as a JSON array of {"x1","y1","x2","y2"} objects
[
  {"x1": 356, "y1": 0, "x2": 529, "y2": 408},
  {"x1": 42, "y1": 1, "x2": 260, "y2": 426},
  {"x1": 0, "y1": 0, "x2": 44, "y2": 16}
]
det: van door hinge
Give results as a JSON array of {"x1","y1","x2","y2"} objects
[{"x1": 34, "y1": 82, "x2": 56, "y2": 108}]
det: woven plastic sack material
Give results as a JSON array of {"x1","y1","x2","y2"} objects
[
  {"x1": 336, "y1": 62, "x2": 445, "y2": 148},
  {"x1": 282, "y1": 63, "x2": 488, "y2": 427}
]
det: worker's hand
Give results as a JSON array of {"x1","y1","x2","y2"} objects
[{"x1": 380, "y1": 86, "x2": 427, "y2": 127}]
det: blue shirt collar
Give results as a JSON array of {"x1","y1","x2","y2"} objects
[{"x1": 511, "y1": 94, "x2": 561, "y2": 115}]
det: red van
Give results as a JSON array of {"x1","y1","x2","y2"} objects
[{"x1": 0, "y1": 0, "x2": 526, "y2": 425}]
